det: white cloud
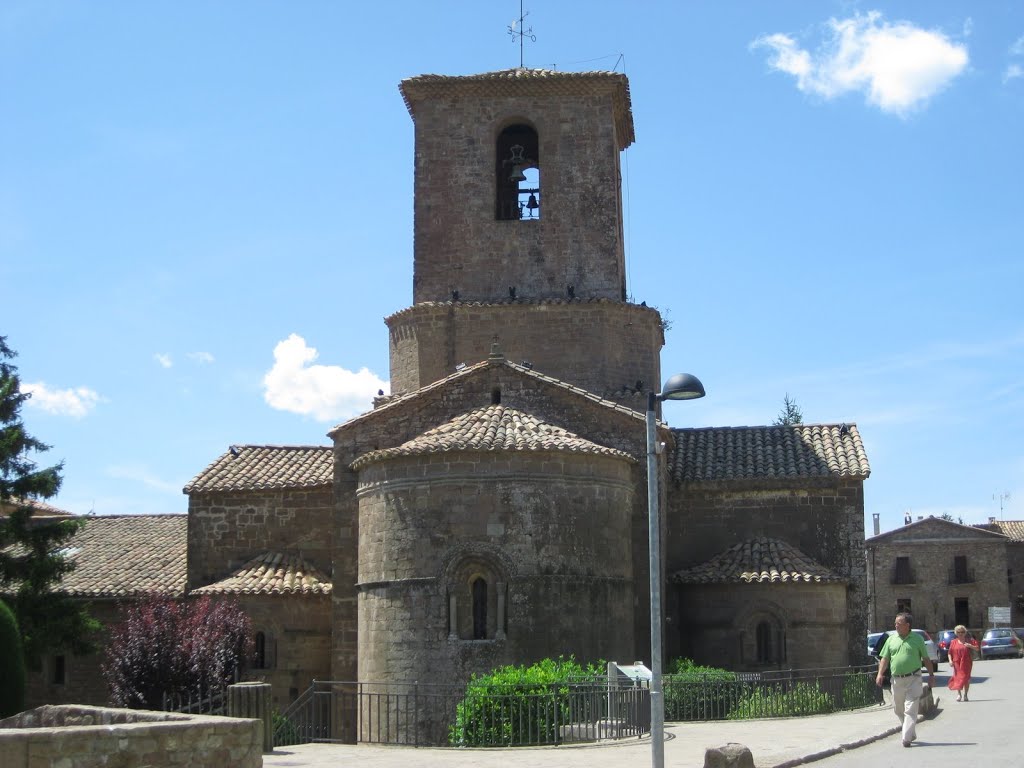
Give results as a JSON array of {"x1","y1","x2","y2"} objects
[
  {"x1": 1010, "y1": 35, "x2": 1024, "y2": 57},
  {"x1": 752, "y1": 11, "x2": 969, "y2": 115},
  {"x1": 1004, "y1": 64, "x2": 1024, "y2": 83},
  {"x1": 106, "y1": 464, "x2": 183, "y2": 494},
  {"x1": 22, "y1": 382, "x2": 101, "y2": 418},
  {"x1": 263, "y1": 334, "x2": 388, "y2": 422},
  {"x1": 154, "y1": 353, "x2": 172, "y2": 368},
  {"x1": 188, "y1": 351, "x2": 215, "y2": 364}
]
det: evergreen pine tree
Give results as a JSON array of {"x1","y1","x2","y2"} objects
[
  {"x1": 773, "y1": 393, "x2": 804, "y2": 426},
  {"x1": 0, "y1": 336, "x2": 98, "y2": 666}
]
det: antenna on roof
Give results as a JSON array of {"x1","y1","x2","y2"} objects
[{"x1": 507, "y1": 1, "x2": 535, "y2": 68}]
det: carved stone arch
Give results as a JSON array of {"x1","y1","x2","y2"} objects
[
  {"x1": 734, "y1": 595, "x2": 789, "y2": 667},
  {"x1": 441, "y1": 545, "x2": 513, "y2": 641}
]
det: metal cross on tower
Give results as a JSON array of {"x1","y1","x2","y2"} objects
[{"x1": 507, "y1": 1, "x2": 536, "y2": 68}]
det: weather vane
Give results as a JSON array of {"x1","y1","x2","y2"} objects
[{"x1": 507, "y1": 1, "x2": 536, "y2": 68}]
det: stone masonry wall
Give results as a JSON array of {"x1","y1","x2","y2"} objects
[
  {"x1": 24, "y1": 602, "x2": 118, "y2": 709},
  {"x1": 187, "y1": 486, "x2": 333, "y2": 590},
  {"x1": 355, "y1": 450, "x2": 636, "y2": 686},
  {"x1": 236, "y1": 594, "x2": 332, "y2": 712},
  {"x1": 410, "y1": 92, "x2": 626, "y2": 304},
  {"x1": 666, "y1": 479, "x2": 868, "y2": 666},
  {"x1": 867, "y1": 525, "x2": 1009, "y2": 634},
  {"x1": 676, "y1": 582, "x2": 849, "y2": 670},
  {"x1": 386, "y1": 300, "x2": 663, "y2": 396},
  {"x1": 331, "y1": 360, "x2": 657, "y2": 683},
  {"x1": 0, "y1": 706, "x2": 261, "y2": 768}
]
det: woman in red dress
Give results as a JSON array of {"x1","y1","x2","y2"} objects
[{"x1": 947, "y1": 625, "x2": 980, "y2": 701}]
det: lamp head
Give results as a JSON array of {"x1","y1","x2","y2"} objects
[{"x1": 660, "y1": 373, "x2": 706, "y2": 401}]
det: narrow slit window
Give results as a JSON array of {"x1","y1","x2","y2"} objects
[{"x1": 472, "y1": 577, "x2": 488, "y2": 640}]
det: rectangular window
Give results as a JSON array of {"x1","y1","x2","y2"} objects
[
  {"x1": 954, "y1": 555, "x2": 968, "y2": 583},
  {"x1": 894, "y1": 557, "x2": 913, "y2": 584},
  {"x1": 896, "y1": 597, "x2": 912, "y2": 615}
]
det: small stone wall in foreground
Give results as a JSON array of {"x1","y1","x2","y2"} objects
[{"x1": 0, "y1": 705, "x2": 262, "y2": 768}]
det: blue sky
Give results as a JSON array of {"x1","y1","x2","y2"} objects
[{"x1": 3, "y1": 2, "x2": 1022, "y2": 535}]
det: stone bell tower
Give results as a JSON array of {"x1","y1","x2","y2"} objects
[{"x1": 387, "y1": 68, "x2": 663, "y2": 402}]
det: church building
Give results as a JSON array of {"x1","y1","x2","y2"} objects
[{"x1": 28, "y1": 67, "x2": 872, "y2": 714}]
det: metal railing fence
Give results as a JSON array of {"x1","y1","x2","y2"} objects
[
  {"x1": 273, "y1": 679, "x2": 649, "y2": 748},
  {"x1": 663, "y1": 664, "x2": 882, "y2": 721}
]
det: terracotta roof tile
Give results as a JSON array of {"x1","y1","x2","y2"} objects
[
  {"x1": 57, "y1": 515, "x2": 187, "y2": 597},
  {"x1": 184, "y1": 445, "x2": 332, "y2": 493},
  {"x1": 193, "y1": 552, "x2": 331, "y2": 596},
  {"x1": 974, "y1": 520, "x2": 1024, "y2": 541},
  {"x1": 351, "y1": 404, "x2": 635, "y2": 470},
  {"x1": 0, "y1": 498, "x2": 74, "y2": 517},
  {"x1": 670, "y1": 424, "x2": 870, "y2": 483},
  {"x1": 670, "y1": 537, "x2": 845, "y2": 585}
]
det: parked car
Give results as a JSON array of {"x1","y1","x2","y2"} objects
[
  {"x1": 867, "y1": 629, "x2": 940, "y2": 670},
  {"x1": 980, "y1": 628, "x2": 1024, "y2": 659}
]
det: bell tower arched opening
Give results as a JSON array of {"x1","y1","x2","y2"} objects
[{"x1": 496, "y1": 124, "x2": 540, "y2": 220}]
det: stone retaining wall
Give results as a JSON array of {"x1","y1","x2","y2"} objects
[{"x1": 0, "y1": 705, "x2": 262, "y2": 768}]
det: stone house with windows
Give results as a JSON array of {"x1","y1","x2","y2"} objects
[
  {"x1": 865, "y1": 516, "x2": 1019, "y2": 634},
  {"x1": 21, "y1": 66, "x2": 873, "y2": 713}
]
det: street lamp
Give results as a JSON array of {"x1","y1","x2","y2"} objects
[{"x1": 647, "y1": 372, "x2": 705, "y2": 768}]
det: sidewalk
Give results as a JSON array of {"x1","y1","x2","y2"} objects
[{"x1": 263, "y1": 695, "x2": 924, "y2": 768}]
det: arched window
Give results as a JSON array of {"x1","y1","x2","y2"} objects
[
  {"x1": 756, "y1": 621, "x2": 773, "y2": 664},
  {"x1": 254, "y1": 631, "x2": 267, "y2": 669},
  {"x1": 496, "y1": 124, "x2": 540, "y2": 220},
  {"x1": 472, "y1": 577, "x2": 488, "y2": 640}
]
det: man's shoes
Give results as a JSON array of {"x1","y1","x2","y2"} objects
[{"x1": 903, "y1": 741, "x2": 911, "y2": 748}]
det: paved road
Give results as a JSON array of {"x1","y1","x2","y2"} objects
[
  {"x1": 263, "y1": 682, "x2": 904, "y2": 768},
  {"x1": 808, "y1": 656, "x2": 1024, "y2": 767}
]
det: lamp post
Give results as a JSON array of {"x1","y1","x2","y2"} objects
[{"x1": 647, "y1": 372, "x2": 705, "y2": 768}]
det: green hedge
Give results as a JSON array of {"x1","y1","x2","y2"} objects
[
  {"x1": 448, "y1": 656, "x2": 603, "y2": 746},
  {"x1": 663, "y1": 657, "x2": 737, "y2": 721}
]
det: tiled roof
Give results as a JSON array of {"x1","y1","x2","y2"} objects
[
  {"x1": 670, "y1": 537, "x2": 845, "y2": 585},
  {"x1": 399, "y1": 68, "x2": 634, "y2": 149},
  {"x1": 184, "y1": 445, "x2": 333, "y2": 493},
  {"x1": 57, "y1": 515, "x2": 187, "y2": 597},
  {"x1": 0, "y1": 498, "x2": 74, "y2": 517},
  {"x1": 974, "y1": 520, "x2": 1024, "y2": 541},
  {"x1": 351, "y1": 404, "x2": 635, "y2": 470},
  {"x1": 670, "y1": 424, "x2": 870, "y2": 483},
  {"x1": 330, "y1": 356, "x2": 647, "y2": 437},
  {"x1": 193, "y1": 552, "x2": 331, "y2": 596}
]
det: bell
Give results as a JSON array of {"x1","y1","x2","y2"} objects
[
  {"x1": 526, "y1": 193, "x2": 539, "y2": 210},
  {"x1": 509, "y1": 165, "x2": 527, "y2": 183}
]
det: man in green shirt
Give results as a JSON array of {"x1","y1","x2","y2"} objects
[{"x1": 875, "y1": 612, "x2": 935, "y2": 747}]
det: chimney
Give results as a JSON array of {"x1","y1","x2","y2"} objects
[
  {"x1": 989, "y1": 516, "x2": 997, "y2": 524},
  {"x1": 872, "y1": 513, "x2": 880, "y2": 536}
]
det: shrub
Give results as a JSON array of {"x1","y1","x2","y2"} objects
[
  {"x1": 272, "y1": 710, "x2": 300, "y2": 747},
  {"x1": 448, "y1": 656, "x2": 603, "y2": 746},
  {"x1": 663, "y1": 658, "x2": 737, "y2": 721},
  {"x1": 840, "y1": 671, "x2": 878, "y2": 709},
  {"x1": 0, "y1": 599, "x2": 26, "y2": 717},
  {"x1": 727, "y1": 681, "x2": 834, "y2": 719},
  {"x1": 102, "y1": 595, "x2": 253, "y2": 709}
]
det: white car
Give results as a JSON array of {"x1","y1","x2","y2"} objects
[{"x1": 868, "y1": 629, "x2": 940, "y2": 670}]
